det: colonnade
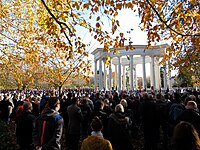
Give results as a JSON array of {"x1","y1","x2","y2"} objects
[{"x1": 92, "y1": 44, "x2": 171, "y2": 92}]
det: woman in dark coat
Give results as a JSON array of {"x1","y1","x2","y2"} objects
[{"x1": 107, "y1": 104, "x2": 134, "y2": 150}]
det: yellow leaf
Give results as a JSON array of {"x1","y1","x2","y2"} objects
[
  {"x1": 83, "y1": 52, "x2": 89, "y2": 57},
  {"x1": 190, "y1": 0, "x2": 195, "y2": 5},
  {"x1": 96, "y1": 22, "x2": 101, "y2": 28},
  {"x1": 174, "y1": 2, "x2": 183, "y2": 13},
  {"x1": 106, "y1": 0, "x2": 110, "y2": 4},
  {"x1": 96, "y1": 16, "x2": 100, "y2": 21},
  {"x1": 83, "y1": 3, "x2": 89, "y2": 9}
]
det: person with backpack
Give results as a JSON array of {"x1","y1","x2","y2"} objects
[{"x1": 33, "y1": 97, "x2": 64, "y2": 150}]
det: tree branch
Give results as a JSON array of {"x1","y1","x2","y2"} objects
[
  {"x1": 40, "y1": 0, "x2": 73, "y2": 46},
  {"x1": 0, "y1": 33, "x2": 18, "y2": 43},
  {"x1": 146, "y1": 0, "x2": 200, "y2": 37}
]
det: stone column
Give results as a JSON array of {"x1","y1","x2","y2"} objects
[
  {"x1": 167, "y1": 61, "x2": 172, "y2": 90},
  {"x1": 163, "y1": 62, "x2": 168, "y2": 91},
  {"x1": 94, "y1": 60, "x2": 97, "y2": 91},
  {"x1": 104, "y1": 60, "x2": 107, "y2": 91},
  {"x1": 150, "y1": 62, "x2": 153, "y2": 87},
  {"x1": 134, "y1": 65, "x2": 137, "y2": 90},
  {"x1": 155, "y1": 58, "x2": 160, "y2": 90},
  {"x1": 118, "y1": 56, "x2": 122, "y2": 92},
  {"x1": 129, "y1": 68, "x2": 131, "y2": 90},
  {"x1": 114, "y1": 64, "x2": 118, "y2": 89},
  {"x1": 99, "y1": 58, "x2": 103, "y2": 91},
  {"x1": 151, "y1": 56, "x2": 156, "y2": 90},
  {"x1": 168, "y1": 70, "x2": 172, "y2": 90},
  {"x1": 129, "y1": 55, "x2": 134, "y2": 90},
  {"x1": 109, "y1": 58, "x2": 112, "y2": 90},
  {"x1": 122, "y1": 65, "x2": 126, "y2": 90},
  {"x1": 142, "y1": 55, "x2": 147, "y2": 90}
]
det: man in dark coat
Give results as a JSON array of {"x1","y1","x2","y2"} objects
[
  {"x1": 16, "y1": 101, "x2": 35, "y2": 150},
  {"x1": 177, "y1": 100, "x2": 200, "y2": 135},
  {"x1": 67, "y1": 97, "x2": 83, "y2": 150},
  {"x1": 33, "y1": 97, "x2": 64, "y2": 150},
  {"x1": 139, "y1": 93, "x2": 159, "y2": 150}
]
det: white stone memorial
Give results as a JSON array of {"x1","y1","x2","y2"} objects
[{"x1": 91, "y1": 44, "x2": 172, "y2": 92}]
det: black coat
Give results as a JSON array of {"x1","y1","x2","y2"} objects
[
  {"x1": 16, "y1": 111, "x2": 35, "y2": 146},
  {"x1": 91, "y1": 109, "x2": 108, "y2": 138},
  {"x1": 139, "y1": 100, "x2": 160, "y2": 143},
  {"x1": 0, "y1": 99, "x2": 13, "y2": 120},
  {"x1": 107, "y1": 112, "x2": 133, "y2": 150},
  {"x1": 67, "y1": 104, "x2": 83, "y2": 135},
  {"x1": 178, "y1": 109, "x2": 200, "y2": 134}
]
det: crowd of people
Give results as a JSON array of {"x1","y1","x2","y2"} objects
[{"x1": 0, "y1": 88, "x2": 200, "y2": 150}]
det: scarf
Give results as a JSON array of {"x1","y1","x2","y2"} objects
[{"x1": 91, "y1": 131, "x2": 104, "y2": 138}]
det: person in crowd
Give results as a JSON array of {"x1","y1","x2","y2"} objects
[
  {"x1": 171, "y1": 121, "x2": 200, "y2": 150},
  {"x1": 120, "y1": 99, "x2": 133, "y2": 117},
  {"x1": 80, "y1": 97, "x2": 92, "y2": 140},
  {"x1": 103, "y1": 99, "x2": 113, "y2": 116},
  {"x1": 120, "y1": 98, "x2": 139, "y2": 138},
  {"x1": 16, "y1": 101, "x2": 35, "y2": 150},
  {"x1": 0, "y1": 93, "x2": 14, "y2": 124},
  {"x1": 139, "y1": 93, "x2": 159, "y2": 150},
  {"x1": 91, "y1": 100, "x2": 108, "y2": 139},
  {"x1": 112, "y1": 91, "x2": 120, "y2": 106},
  {"x1": 80, "y1": 116, "x2": 113, "y2": 150},
  {"x1": 61, "y1": 92, "x2": 73, "y2": 127},
  {"x1": 84, "y1": 93, "x2": 94, "y2": 111},
  {"x1": 169, "y1": 92, "x2": 185, "y2": 125},
  {"x1": 31, "y1": 96, "x2": 40, "y2": 117},
  {"x1": 67, "y1": 97, "x2": 83, "y2": 150},
  {"x1": 183, "y1": 96, "x2": 194, "y2": 107},
  {"x1": 107, "y1": 104, "x2": 133, "y2": 150},
  {"x1": 155, "y1": 93, "x2": 170, "y2": 150},
  {"x1": 189, "y1": 95, "x2": 197, "y2": 102},
  {"x1": 39, "y1": 92, "x2": 50, "y2": 113},
  {"x1": 177, "y1": 101, "x2": 200, "y2": 135},
  {"x1": 33, "y1": 97, "x2": 64, "y2": 150},
  {"x1": 15, "y1": 100, "x2": 25, "y2": 121},
  {"x1": 132, "y1": 95, "x2": 141, "y2": 126}
]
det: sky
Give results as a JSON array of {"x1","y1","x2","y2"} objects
[{"x1": 76, "y1": 8, "x2": 177, "y2": 77}]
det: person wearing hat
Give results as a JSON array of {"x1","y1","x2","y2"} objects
[{"x1": 33, "y1": 97, "x2": 64, "y2": 150}]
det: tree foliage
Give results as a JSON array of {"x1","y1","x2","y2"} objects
[
  {"x1": 174, "y1": 71, "x2": 193, "y2": 87},
  {"x1": 0, "y1": 0, "x2": 199, "y2": 89}
]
